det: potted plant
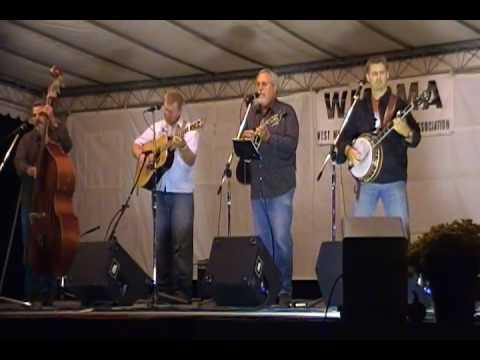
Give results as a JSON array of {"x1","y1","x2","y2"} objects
[{"x1": 408, "y1": 219, "x2": 480, "y2": 326}]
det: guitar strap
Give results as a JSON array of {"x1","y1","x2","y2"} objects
[{"x1": 382, "y1": 94, "x2": 398, "y2": 129}]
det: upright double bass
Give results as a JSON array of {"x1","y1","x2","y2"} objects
[{"x1": 29, "y1": 65, "x2": 79, "y2": 277}]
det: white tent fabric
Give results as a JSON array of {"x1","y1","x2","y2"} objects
[
  {"x1": 0, "y1": 100, "x2": 30, "y2": 121},
  {"x1": 68, "y1": 73, "x2": 480, "y2": 279},
  {"x1": 0, "y1": 83, "x2": 38, "y2": 121},
  {"x1": 1, "y1": 20, "x2": 480, "y2": 91}
]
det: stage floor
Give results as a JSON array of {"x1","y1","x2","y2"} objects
[
  {"x1": 0, "y1": 298, "x2": 344, "y2": 319},
  {"x1": 1, "y1": 299, "x2": 479, "y2": 340}
]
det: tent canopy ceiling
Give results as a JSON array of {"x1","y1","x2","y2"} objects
[{"x1": 1, "y1": 20, "x2": 480, "y2": 97}]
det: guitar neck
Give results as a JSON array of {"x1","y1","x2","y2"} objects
[
  {"x1": 177, "y1": 125, "x2": 189, "y2": 138},
  {"x1": 259, "y1": 111, "x2": 285, "y2": 128},
  {"x1": 176, "y1": 121, "x2": 200, "y2": 138}
]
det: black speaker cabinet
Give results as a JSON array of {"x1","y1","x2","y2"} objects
[
  {"x1": 204, "y1": 236, "x2": 281, "y2": 307},
  {"x1": 342, "y1": 217, "x2": 408, "y2": 324},
  {"x1": 316, "y1": 241, "x2": 343, "y2": 307},
  {"x1": 65, "y1": 240, "x2": 151, "y2": 306}
]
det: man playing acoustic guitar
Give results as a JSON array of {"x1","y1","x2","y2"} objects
[
  {"x1": 132, "y1": 91, "x2": 199, "y2": 303},
  {"x1": 240, "y1": 69, "x2": 299, "y2": 306}
]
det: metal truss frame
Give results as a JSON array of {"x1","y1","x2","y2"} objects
[{"x1": 2, "y1": 49, "x2": 480, "y2": 118}]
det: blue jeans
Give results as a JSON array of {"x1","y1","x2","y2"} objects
[
  {"x1": 251, "y1": 188, "x2": 295, "y2": 297},
  {"x1": 20, "y1": 206, "x2": 57, "y2": 302},
  {"x1": 353, "y1": 181, "x2": 410, "y2": 240},
  {"x1": 152, "y1": 192, "x2": 194, "y2": 300}
]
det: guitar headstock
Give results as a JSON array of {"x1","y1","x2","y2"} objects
[
  {"x1": 188, "y1": 118, "x2": 205, "y2": 131},
  {"x1": 414, "y1": 89, "x2": 432, "y2": 109},
  {"x1": 396, "y1": 89, "x2": 433, "y2": 118}
]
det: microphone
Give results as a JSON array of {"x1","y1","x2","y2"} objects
[
  {"x1": 144, "y1": 103, "x2": 163, "y2": 112},
  {"x1": 352, "y1": 80, "x2": 365, "y2": 101},
  {"x1": 355, "y1": 80, "x2": 364, "y2": 93},
  {"x1": 4, "y1": 122, "x2": 33, "y2": 139},
  {"x1": 244, "y1": 91, "x2": 259, "y2": 104},
  {"x1": 18, "y1": 122, "x2": 33, "y2": 132}
]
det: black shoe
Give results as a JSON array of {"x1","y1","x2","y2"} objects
[
  {"x1": 173, "y1": 291, "x2": 191, "y2": 304},
  {"x1": 41, "y1": 294, "x2": 55, "y2": 307},
  {"x1": 277, "y1": 294, "x2": 292, "y2": 307}
]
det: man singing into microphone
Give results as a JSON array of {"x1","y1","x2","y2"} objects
[
  {"x1": 241, "y1": 69, "x2": 299, "y2": 306},
  {"x1": 132, "y1": 91, "x2": 199, "y2": 303}
]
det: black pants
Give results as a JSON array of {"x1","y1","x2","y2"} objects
[{"x1": 21, "y1": 206, "x2": 57, "y2": 303}]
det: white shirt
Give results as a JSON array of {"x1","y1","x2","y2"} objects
[
  {"x1": 134, "y1": 117, "x2": 199, "y2": 193},
  {"x1": 374, "y1": 111, "x2": 381, "y2": 130}
]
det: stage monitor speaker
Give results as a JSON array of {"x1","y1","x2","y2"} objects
[
  {"x1": 316, "y1": 241, "x2": 343, "y2": 307},
  {"x1": 204, "y1": 236, "x2": 281, "y2": 307},
  {"x1": 342, "y1": 217, "x2": 408, "y2": 324},
  {"x1": 65, "y1": 240, "x2": 151, "y2": 306}
]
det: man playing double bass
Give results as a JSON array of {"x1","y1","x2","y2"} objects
[{"x1": 14, "y1": 101, "x2": 72, "y2": 304}]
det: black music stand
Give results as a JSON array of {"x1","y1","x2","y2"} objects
[{"x1": 233, "y1": 139, "x2": 260, "y2": 160}]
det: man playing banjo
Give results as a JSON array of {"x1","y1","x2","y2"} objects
[{"x1": 336, "y1": 56, "x2": 421, "y2": 240}]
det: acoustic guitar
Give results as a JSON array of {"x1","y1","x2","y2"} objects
[
  {"x1": 235, "y1": 111, "x2": 286, "y2": 185},
  {"x1": 135, "y1": 119, "x2": 204, "y2": 190}
]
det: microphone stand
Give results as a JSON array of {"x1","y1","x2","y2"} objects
[
  {"x1": 217, "y1": 153, "x2": 233, "y2": 236},
  {"x1": 150, "y1": 109, "x2": 159, "y2": 306},
  {"x1": 316, "y1": 81, "x2": 364, "y2": 242},
  {"x1": 0, "y1": 125, "x2": 32, "y2": 308},
  {"x1": 217, "y1": 96, "x2": 256, "y2": 237}
]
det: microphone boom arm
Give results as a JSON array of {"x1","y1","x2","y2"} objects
[{"x1": 316, "y1": 81, "x2": 364, "y2": 181}]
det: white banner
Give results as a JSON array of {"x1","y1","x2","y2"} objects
[{"x1": 316, "y1": 74, "x2": 454, "y2": 145}]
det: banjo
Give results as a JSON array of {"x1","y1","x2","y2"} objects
[{"x1": 349, "y1": 89, "x2": 431, "y2": 183}]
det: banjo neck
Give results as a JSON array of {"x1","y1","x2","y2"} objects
[{"x1": 371, "y1": 99, "x2": 416, "y2": 148}]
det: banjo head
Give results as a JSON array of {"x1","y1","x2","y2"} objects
[{"x1": 350, "y1": 137, "x2": 374, "y2": 179}]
